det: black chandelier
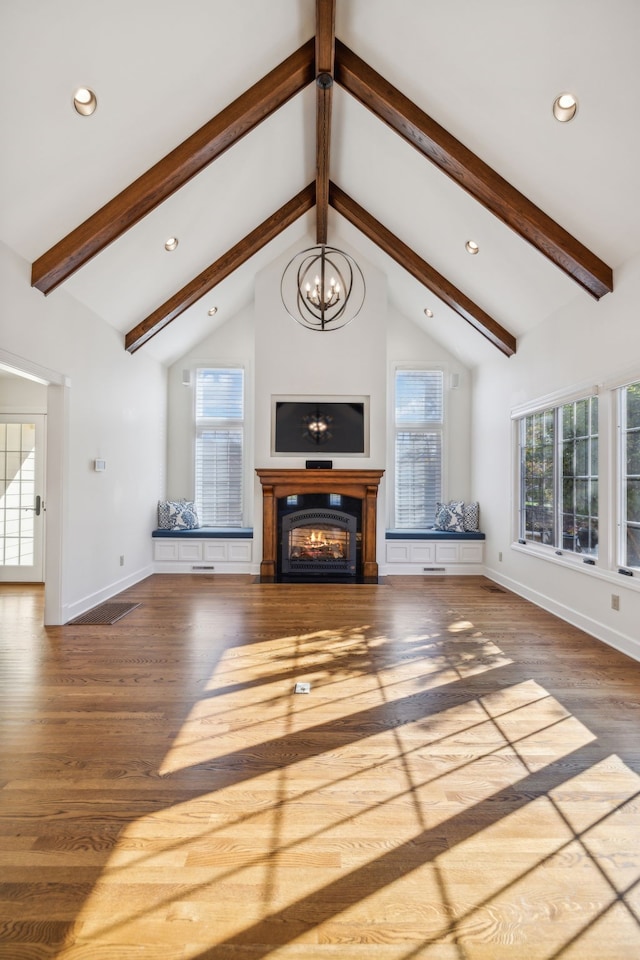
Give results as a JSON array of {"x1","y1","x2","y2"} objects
[{"x1": 281, "y1": 243, "x2": 365, "y2": 332}]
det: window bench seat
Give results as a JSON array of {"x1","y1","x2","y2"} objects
[
  {"x1": 152, "y1": 528, "x2": 253, "y2": 538},
  {"x1": 152, "y1": 528, "x2": 253, "y2": 573},
  {"x1": 385, "y1": 529, "x2": 485, "y2": 574},
  {"x1": 386, "y1": 529, "x2": 485, "y2": 541}
]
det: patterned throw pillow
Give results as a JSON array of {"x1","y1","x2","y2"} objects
[
  {"x1": 434, "y1": 500, "x2": 465, "y2": 532},
  {"x1": 157, "y1": 500, "x2": 172, "y2": 528},
  {"x1": 157, "y1": 499, "x2": 200, "y2": 530},
  {"x1": 463, "y1": 501, "x2": 480, "y2": 531}
]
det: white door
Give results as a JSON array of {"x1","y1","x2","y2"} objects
[{"x1": 0, "y1": 415, "x2": 46, "y2": 582}]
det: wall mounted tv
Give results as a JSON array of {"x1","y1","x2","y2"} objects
[{"x1": 272, "y1": 396, "x2": 369, "y2": 456}]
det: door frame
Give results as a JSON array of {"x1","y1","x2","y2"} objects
[
  {"x1": 0, "y1": 412, "x2": 46, "y2": 582},
  {"x1": 0, "y1": 349, "x2": 70, "y2": 625}
]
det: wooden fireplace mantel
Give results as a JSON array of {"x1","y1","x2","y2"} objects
[{"x1": 256, "y1": 468, "x2": 384, "y2": 579}]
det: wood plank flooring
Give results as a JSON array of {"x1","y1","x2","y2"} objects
[{"x1": 0, "y1": 574, "x2": 639, "y2": 959}]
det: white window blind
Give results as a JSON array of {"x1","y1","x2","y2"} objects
[
  {"x1": 195, "y1": 368, "x2": 244, "y2": 526},
  {"x1": 394, "y1": 369, "x2": 444, "y2": 528}
]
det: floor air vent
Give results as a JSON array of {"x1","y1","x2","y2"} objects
[{"x1": 69, "y1": 602, "x2": 141, "y2": 625}]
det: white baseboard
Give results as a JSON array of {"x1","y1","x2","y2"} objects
[
  {"x1": 381, "y1": 563, "x2": 485, "y2": 576},
  {"x1": 63, "y1": 563, "x2": 154, "y2": 624},
  {"x1": 152, "y1": 562, "x2": 254, "y2": 575},
  {"x1": 484, "y1": 567, "x2": 640, "y2": 663}
]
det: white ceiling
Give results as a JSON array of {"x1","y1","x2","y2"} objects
[{"x1": 1, "y1": 0, "x2": 638, "y2": 368}]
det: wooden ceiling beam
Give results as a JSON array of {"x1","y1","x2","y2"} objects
[
  {"x1": 125, "y1": 184, "x2": 315, "y2": 354},
  {"x1": 329, "y1": 182, "x2": 516, "y2": 357},
  {"x1": 334, "y1": 40, "x2": 613, "y2": 300},
  {"x1": 32, "y1": 40, "x2": 316, "y2": 295},
  {"x1": 315, "y1": 0, "x2": 336, "y2": 244}
]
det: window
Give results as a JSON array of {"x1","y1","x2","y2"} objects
[
  {"x1": 520, "y1": 409, "x2": 555, "y2": 546},
  {"x1": 620, "y1": 380, "x2": 640, "y2": 569},
  {"x1": 517, "y1": 394, "x2": 599, "y2": 557},
  {"x1": 195, "y1": 368, "x2": 244, "y2": 526},
  {"x1": 561, "y1": 397, "x2": 599, "y2": 555},
  {"x1": 394, "y1": 368, "x2": 443, "y2": 528}
]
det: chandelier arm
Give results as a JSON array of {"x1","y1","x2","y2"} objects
[
  {"x1": 320, "y1": 248, "x2": 327, "y2": 329},
  {"x1": 320, "y1": 256, "x2": 353, "y2": 322},
  {"x1": 296, "y1": 253, "x2": 327, "y2": 323}
]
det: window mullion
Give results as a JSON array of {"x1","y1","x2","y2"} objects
[{"x1": 555, "y1": 406, "x2": 562, "y2": 550}]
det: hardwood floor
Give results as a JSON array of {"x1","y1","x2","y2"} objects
[{"x1": 1, "y1": 575, "x2": 639, "y2": 959}]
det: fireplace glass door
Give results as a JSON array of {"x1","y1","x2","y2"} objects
[{"x1": 281, "y1": 508, "x2": 357, "y2": 576}]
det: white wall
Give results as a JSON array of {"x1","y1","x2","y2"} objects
[
  {"x1": 0, "y1": 375, "x2": 47, "y2": 412},
  {"x1": 254, "y1": 237, "x2": 387, "y2": 465},
  {"x1": 167, "y1": 237, "x2": 472, "y2": 568},
  {"x1": 0, "y1": 242, "x2": 167, "y2": 623},
  {"x1": 387, "y1": 307, "x2": 472, "y2": 521},
  {"x1": 167, "y1": 304, "x2": 255, "y2": 517},
  {"x1": 254, "y1": 237, "x2": 388, "y2": 565},
  {"x1": 474, "y1": 250, "x2": 640, "y2": 661}
]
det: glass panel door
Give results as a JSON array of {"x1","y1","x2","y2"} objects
[{"x1": 0, "y1": 415, "x2": 45, "y2": 582}]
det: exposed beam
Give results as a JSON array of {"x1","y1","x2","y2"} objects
[
  {"x1": 32, "y1": 40, "x2": 316, "y2": 295},
  {"x1": 315, "y1": 0, "x2": 336, "y2": 244},
  {"x1": 329, "y1": 182, "x2": 516, "y2": 357},
  {"x1": 125, "y1": 184, "x2": 316, "y2": 354},
  {"x1": 334, "y1": 40, "x2": 613, "y2": 300}
]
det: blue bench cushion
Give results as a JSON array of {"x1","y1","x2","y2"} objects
[
  {"x1": 386, "y1": 529, "x2": 485, "y2": 541},
  {"x1": 152, "y1": 527, "x2": 253, "y2": 538}
]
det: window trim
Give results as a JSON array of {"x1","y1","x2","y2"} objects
[
  {"x1": 510, "y1": 380, "x2": 599, "y2": 421},
  {"x1": 193, "y1": 364, "x2": 247, "y2": 528}
]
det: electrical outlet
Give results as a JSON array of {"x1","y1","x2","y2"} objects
[
  {"x1": 498, "y1": 551, "x2": 503, "y2": 562},
  {"x1": 119, "y1": 555, "x2": 125, "y2": 566},
  {"x1": 294, "y1": 682, "x2": 311, "y2": 694},
  {"x1": 611, "y1": 594, "x2": 620, "y2": 611}
]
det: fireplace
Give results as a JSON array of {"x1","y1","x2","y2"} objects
[
  {"x1": 256, "y1": 469, "x2": 384, "y2": 580},
  {"x1": 281, "y1": 507, "x2": 357, "y2": 576}
]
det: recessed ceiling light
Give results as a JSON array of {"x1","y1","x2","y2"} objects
[
  {"x1": 465, "y1": 240, "x2": 479, "y2": 255},
  {"x1": 164, "y1": 237, "x2": 179, "y2": 251},
  {"x1": 207, "y1": 306, "x2": 218, "y2": 316},
  {"x1": 553, "y1": 92, "x2": 578, "y2": 122},
  {"x1": 73, "y1": 87, "x2": 97, "y2": 116},
  {"x1": 424, "y1": 308, "x2": 434, "y2": 318}
]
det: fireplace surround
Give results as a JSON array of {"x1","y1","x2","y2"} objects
[{"x1": 256, "y1": 469, "x2": 384, "y2": 580}]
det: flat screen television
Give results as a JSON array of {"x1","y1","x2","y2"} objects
[{"x1": 272, "y1": 396, "x2": 369, "y2": 456}]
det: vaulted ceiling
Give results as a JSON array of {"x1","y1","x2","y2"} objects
[{"x1": 2, "y1": 0, "x2": 639, "y2": 368}]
